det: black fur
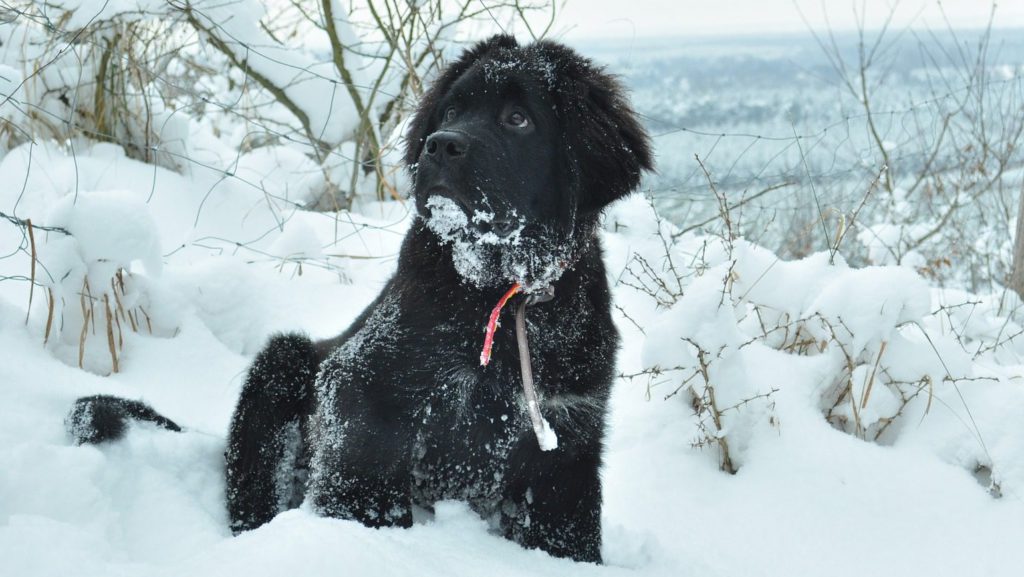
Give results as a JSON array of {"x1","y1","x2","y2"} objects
[
  {"x1": 66, "y1": 395, "x2": 181, "y2": 444},
  {"x1": 69, "y1": 35, "x2": 652, "y2": 564},
  {"x1": 225, "y1": 333, "x2": 319, "y2": 532}
]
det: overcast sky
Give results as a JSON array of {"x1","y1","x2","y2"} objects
[{"x1": 553, "y1": 0, "x2": 1024, "y2": 40}]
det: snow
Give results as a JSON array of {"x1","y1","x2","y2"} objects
[
  {"x1": 535, "y1": 416, "x2": 559, "y2": 452},
  {"x1": 425, "y1": 194, "x2": 525, "y2": 287},
  {"x1": 2, "y1": 20, "x2": 1024, "y2": 577},
  {"x1": 47, "y1": 189, "x2": 164, "y2": 279},
  {"x1": 47, "y1": 0, "x2": 171, "y2": 29},
  {"x1": 0, "y1": 64, "x2": 24, "y2": 127},
  {"x1": 424, "y1": 194, "x2": 568, "y2": 291},
  {"x1": 3, "y1": 157, "x2": 1024, "y2": 575},
  {"x1": 184, "y1": 0, "x2": 363, "y2": 146}
]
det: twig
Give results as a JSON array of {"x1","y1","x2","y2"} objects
[{"x1": 25, "y1": 218, "x2": 37, "y2": 324}]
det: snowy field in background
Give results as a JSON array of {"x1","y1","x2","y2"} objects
[{"x1": 1, "y1": 137, "x2": 1024, "y2": 577}]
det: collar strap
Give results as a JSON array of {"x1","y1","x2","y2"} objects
[{"x1": 478, "y1": 282, "x2": 559, "y2": 451}]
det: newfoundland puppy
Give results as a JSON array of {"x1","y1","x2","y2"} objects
[{"x1": 68, "y1": 34, "x2": 652, "y2": 563}]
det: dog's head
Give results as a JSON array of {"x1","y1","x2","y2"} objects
[{"x1": 406, "y1": 35, "x2": 653, "y2": 289}]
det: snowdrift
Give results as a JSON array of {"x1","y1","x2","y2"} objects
[{"x1": 1, "y1": 145, "x2": 1023, "y2": 577}]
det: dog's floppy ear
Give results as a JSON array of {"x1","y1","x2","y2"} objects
[
  {"x1": 404, "y1": 35, "x2": 520, "y2": 168},
  {"x1": 542, "y1": 43, "x2": 654, "y2": 214}
]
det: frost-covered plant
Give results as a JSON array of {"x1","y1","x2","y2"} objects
[
  {"x1": 32, "y1": 190, "x2": 171, "y2": 375},
  {"x1": 1, "y1": 0, "x2": 556, "y2": 207},
  {"x1": 643, "y1": 5, "x2": 1023, "y2": 295},
  {"x1": 782, "y1": 267, "x2": 942, "y2": 442},
  {"x1": 0, "y1": 2, "x2": 195, "y2": 170},
  {"x1": 616, "y1": 193, "x2": 994, "y2": 473},
  {"x1": 639, "y1": 260, "x2": 777, "y2": 475},
  {"x1": 809, "y1": 6, "x2": 1024, "y2": 293},
  {"x1": 618, "y1": 196, "x2": 780, "y2": 473}
]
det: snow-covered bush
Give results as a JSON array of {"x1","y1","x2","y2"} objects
[
  {"x1": 0, "y1": 0, "x2": 556, "y2": 207},
  {"x1": 614, "y1": 195, "x2": 1018, "y2": 494},
  {"x1": 0, "y1": 131, "x2": 414, "y2": 371},
  {"x1": 34, "y1": 189, "x2": 169, "y2": 374},
  {"x1": 0, "y1": 2, "x2": 194, "y2": 169}
]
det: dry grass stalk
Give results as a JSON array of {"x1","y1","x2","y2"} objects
[
  {"x1": 59, "y1": 271, "x2": 145, "y2": 373},
  {"x1": 110, "y1": 275, "x2": 132, "y2": 344},
  {"x1": 860, "y1": 340, "x2": 888, "y2": 409},
  {"x1": 43, "y1": 288, "x2": 55, "y2": 344},
  {"x1": 78, "y1": 290, "x2": 90, "y2": 370},
  {"x1": 140, "y1": 306, "x2": 153, "y2": 334},
  {"x1": 25, "y1": 218, "x2": 37, "y2": 324},
  {"x1": 83, "y1": 279, "x2": 97, "y2": 335},
  {"x1": 103, "y1": 293, "x2": 119, "y2": 373},
  {"x1": 847, "y1": 377, "x2": 864, "y2": 438}
]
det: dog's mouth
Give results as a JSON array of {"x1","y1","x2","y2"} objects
[
  {"x1": 423, "y1": 193, "x2": 568, "y2": 291},
  {"x1": 470, "y1": 209, "x2": 520, "y2": 239},
  {"x1": 424, "y1": 194, "x2": 522, "y2": 241}
]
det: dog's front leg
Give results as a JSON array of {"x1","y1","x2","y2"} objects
[
  {"x1": 306, "y1": 361, "x2": 417, "y2": 529},
  {"x1": 502, "y1": 439, "x2": 604, "y2": 563}
]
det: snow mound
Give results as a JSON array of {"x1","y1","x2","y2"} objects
[
  {"x1": 47, "y1": 190, "x2": 164, "y2": 280},
  {"x1": 32, "y1": 190, "x2": 168, "y2": 374},
  {"x1": 625, "y1": 204, "x2": 1020, "y2": 502}
]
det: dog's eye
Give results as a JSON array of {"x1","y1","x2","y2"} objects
[
  {"x1": 444, "y1": 107, "x2": 456, "y2": 122},
  {"x1": 506, "y1": 110, "x2": 530, "y2": 128}
]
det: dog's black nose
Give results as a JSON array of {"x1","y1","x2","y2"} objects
[{"x1": 424, "y1": 131, "x2": 469, "y2": 160}]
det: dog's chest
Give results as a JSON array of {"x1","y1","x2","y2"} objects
[
  {"x1": 405, "y1": 292, "x2": 603, "y2": 507},
  {"x1": 410, "y1": 363, "x2": 527, "y2": 508}
]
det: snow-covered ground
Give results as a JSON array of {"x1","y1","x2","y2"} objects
[{"x1": 1, "y1": 137, "x2": 1023, "y2": 577}]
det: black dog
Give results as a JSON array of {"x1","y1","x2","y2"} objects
[{"x1": 69, "y1": 35, "x2": 651, "y2": 563}]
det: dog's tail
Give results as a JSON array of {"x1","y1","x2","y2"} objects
[{"x1": 66, "y1": 394, "x2": 182, "y2": 444}]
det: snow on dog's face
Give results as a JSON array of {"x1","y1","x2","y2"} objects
[
  {"x1": 423, "y1": 194, "x2": 564, "y2": 291},
  {"x1": 406, "y1": 35, "x2": 653, "y2": 290}
]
